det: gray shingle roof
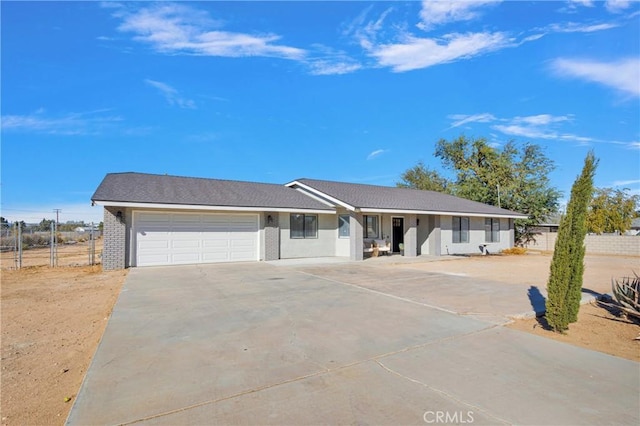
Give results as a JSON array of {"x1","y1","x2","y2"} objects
[
  {"x1": 291, "y1": 178, "x2": 527, "y2": 217},
  {"x1": 92, "y1": 173, "x2": 333, "y2": 211}
]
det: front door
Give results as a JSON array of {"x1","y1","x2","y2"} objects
[{"x1": 392, "y1": 217, "x2": 404, "y2": 252}]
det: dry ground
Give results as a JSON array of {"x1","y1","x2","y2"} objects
[
  {"x1": 509, "y1": 302, "x2": 639, "y2": 362},
  {"x1": 1, "y1": 239, "x2": 103, "y2": 270},
  {"x1": 1, "y1": 253, "x2": 638, "y2": 425},
  {"x1": 1, "y1": 265, "x2": 127, "y2": 426}
]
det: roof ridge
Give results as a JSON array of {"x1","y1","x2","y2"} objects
[
  {"x1": 297, "y1": 177, "x2": 443, "y2": 194},
  {"x1": 108, "y1": 171, "x2": 287, "y2": 188}
]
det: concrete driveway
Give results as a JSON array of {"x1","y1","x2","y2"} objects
[{"x1": 68, "y1": 262, "x2": 639, "y2": 425}]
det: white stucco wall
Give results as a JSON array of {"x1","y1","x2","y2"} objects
[
  {"x1": 279, "y1": 212, "x2": 337, "y2": 258},
  {"x1": 417, "y1": 215, "x2": 430, "y2": 255},
  {"x1": 440, "y1": 216, "x2": 512, "y2": 255}
]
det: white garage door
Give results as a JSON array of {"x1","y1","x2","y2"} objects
[{"x1": 134, "y1": 212, "x2": 259, "y2": 267}]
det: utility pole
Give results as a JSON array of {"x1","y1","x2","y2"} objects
[
  {"x1": 497, "y1": 184, "x2": 501, "y2": 209},
  {"x1": 53, "y1": 209, "x2": 61, "y2": 267}
]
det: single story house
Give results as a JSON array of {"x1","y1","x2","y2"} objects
[{"x1": 92, "y1": 172, "x2": 527, "y2": 270}]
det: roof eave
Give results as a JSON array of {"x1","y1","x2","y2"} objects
[
  {"x1": 92, "y1": 200, "x2": 336, "y2": 214},
  {"x1": 359, "y1": 207, "x2": 527, "y2": 219}
]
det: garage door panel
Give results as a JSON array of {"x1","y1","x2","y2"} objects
[
  {"x1": 202, "y1": 239, "x2": 229, "y2": 249},
  {"x1": 138, "y1": 253, "x2": 171, "y2": 266},
  {"x1": 171, "y1": 239, "x2": 201, "y2": 249},
  {"x1": 202, "y1": 252, "x2": 231, "y2": 262},
  {"x1": 135, "y1": 212, "x2": 258, "y2": 266},
  {"x1": 138, "y1": 238, "x2": 170, "y2": 250},
  {"x1": 172, "y1": 253, "x2": 201, "y2": 263}
]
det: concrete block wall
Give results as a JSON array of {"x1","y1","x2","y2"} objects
[
  {"x1": 264, "y1": 212, "x2": 280, "y2": 261},
  {"x1": 527, "y1": 232, "x2": 640, "y2": 256},
  {"x1": 584, "y1": 235, "x2": 640, "y2": 256},
  {"x1": 103, "y1": 206, "x2": 126, "y2": 270}
]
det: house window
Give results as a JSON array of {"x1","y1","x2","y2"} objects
[
  {"x1": 364, "y1": 215, "x2": 379, "y2": 238},
  {"x1": 290, "y1": 214, "x2": 317, "y2": 239},
  {"x1": 485, "y1": 218, "x2": 500, "y2": 242},
  {"x1": 338, "y1": 214, "x2": 350, "y2": 238},
  {"x1": 452, "y1": 216, "x2": 469, "y2": 243}
]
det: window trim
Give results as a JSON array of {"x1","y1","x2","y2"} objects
[
  {"x1": 338, "y1": 214, "x2": 350, "y2": 238},
  {"x1": 364, "y1": 215, "x2": 379, "y2": 239},
  {"x1": 452, "y1": 216, "x2": 469, "y2": 244},
  {"x1": 485, "y1": 218, "x2": 500, "y2": 243},
  {"x1": 290, "y1": 213, "x2": 318, "y2": 239}
]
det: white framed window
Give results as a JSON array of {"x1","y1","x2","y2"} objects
[
  {"x1": 338, "y1": 214, "x2": 350, "y2": 238},
  {"x1": 364, "y1": 215, "x2": 379, "y2": 238},
  {"x1": 485, "y1": 218, "x2": 500, "y2": 242},
  {"x1": 290, "y1": 214, "x2": 317, "y2": 239},
  {"x1": 452, "y1": 216, "x2": 469, "y2": 243}
]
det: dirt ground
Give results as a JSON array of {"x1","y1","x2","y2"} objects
[
  {"x1": 1, "y1": 253, "x2": 638, "y2": 425},
  {"x1": 1, "y1": 265, "x2": 127, "y2": 426},
  {"x1": 508, "y1": 302, "x2": 639, "y2": 362},
  {"x1": 1, "y1": 239, "x2": 103, "y2": 270}
]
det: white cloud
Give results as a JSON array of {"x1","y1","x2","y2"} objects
[
  {"x1": 305, "y1": 44, "x2": 362, "y2": 75},
  {"x1": 370, "y1": 31, "x2": 510, "y2": 72},
  {"x1": 418, "y1": 0, "x2": 501, "y2": 31},
  {"x1": 547, "y1": 22, "x2": 619, "y2": 33},
  {"x1": 447, "y1": 112, "x2": 637, "y2": 149},
  {"x1": 447, "y1": 113, "x2": 496, "y2": 129},
  {"x1": 492, "y1": 124, "x2": 561, "y2": 140},
  {"x1": 605, "y1": 0, "x2": 633, "y2": 13},
  {"x1": 144, "y1": 79, "x2": 196, "y2": 109},
  {"x1": 612, "y1": 179, "x2": 640, "y2": 186},
  {"x1": 568, "y1": 0, "x2": 595, "y2": 7},
  {"x1": 514, "y1": 114, "x2": 572, "y2": 126},
  {"x1": 114, "y1": 3, "x2": 305, "y2": 60},
  {"x1": 625, "y1": 142, "x2": 640, "y2": 150},
  {"x1": 367, "y1": 149, "x2": 387, "y2": 160},
  {"x1": 308, "y1": 60, "x2": 362, "y2": 76},
  {"x1": 551, "y1": 57, "x2": 640, "y2": 97},
  {"x1": 1, "y1": 109, "x2": 123, "y2": 135}
]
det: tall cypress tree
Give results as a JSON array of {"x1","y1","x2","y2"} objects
[{"x1": 546, "y1": 152, "x2": 598, "y2": 332}]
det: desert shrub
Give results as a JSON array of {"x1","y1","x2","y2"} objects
[
  {"x1": 22, "y1": 234, "x2": 51, "y2": 247},
  {"x1": 612, "y1": 273, "x2": 640, "y2": 321},
  {"x1": 502, "y1": 247, "x2": 527, "y2": 255}
]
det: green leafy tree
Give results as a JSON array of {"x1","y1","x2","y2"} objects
[
  {"x1": 398, "y1": 135, "x2": 561, "y2": 244},
  {"x1": 398, "y1": 162, "x2": 449, "y2": 192},
  {"x1": 546, "y1": 152, "x2": 598, "y2": 332},
  {"x1": 37, "y1": 218, "x2": 55, "y2": 231},
  {"x1": 587, "y1": 188, "x2": 639, "y2": 234},
  {"x1": 0, "y1": 217, "x2": 9, "y2": 229}
]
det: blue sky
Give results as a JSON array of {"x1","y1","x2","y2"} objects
[{"x1": 2, "y1": 0, "x2": 639, "y2": 224}]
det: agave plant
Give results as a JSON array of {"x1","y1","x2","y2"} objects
[{"x1": 611, "y1": 272, "x2": 640, "y2": 321}]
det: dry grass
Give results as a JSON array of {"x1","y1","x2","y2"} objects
[{"x1": 501, "y1": 247, "x2": 528, "y2": 255}]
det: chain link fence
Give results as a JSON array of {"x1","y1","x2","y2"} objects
[{"x1": 0, "y1": 224, "x2": 102, "y2": 270}]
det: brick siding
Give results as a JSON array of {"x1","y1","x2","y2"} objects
[
  {"x1": 264, "y1": 212, "x2": 280, "y2": 261},
  {"x1": 103, "y1": 206, "x2": 126, "y2": 270}
]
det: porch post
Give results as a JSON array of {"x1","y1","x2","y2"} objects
[
  {"x1": 404, "y1": 214, "x2": 418, "y2": 257},
  {"x1": 349, "y1": 212, "x2": 364, "y2": 261}
]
